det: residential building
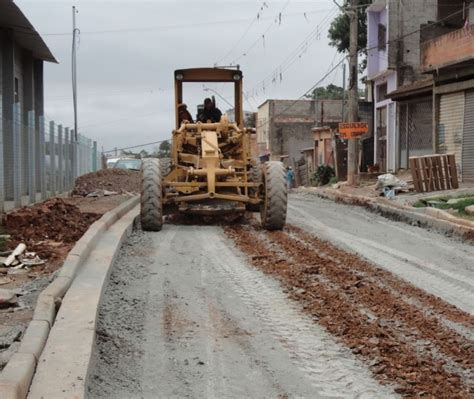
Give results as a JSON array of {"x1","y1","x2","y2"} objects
[
  {"x1": 256, "y1": 99, "x2": 343, "y2": 162},
  {"x1": 420, "y1": 0, "x2": 474, "y2": 181},
  {"x1": 367, "y1": 0, "x2": 437, "y2": 172}
]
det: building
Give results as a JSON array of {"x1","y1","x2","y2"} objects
[
  {"x1": 420, "y1": 0, "x2": 474, "y2": 181},
  {"x1": 1, "y1": 0, "x2": 57, "y2": 200},
  {"x1": 256, "y1": 99, "x2": 343, "y2": 163},
  {"x1": 367, "y1": 0, "x2": 437, "y2": 172}
]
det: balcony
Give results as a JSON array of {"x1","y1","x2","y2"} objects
[{"x1": 421, "y1": 25, "x2": 474, "y2": 72}]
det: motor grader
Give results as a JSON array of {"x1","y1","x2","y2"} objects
[{"x1": 140, "y1": 67, "x2": 287, "y2": 231}]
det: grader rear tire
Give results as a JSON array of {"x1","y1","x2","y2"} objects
[
  {"x1": 246, "y1": 165, "x2": 263, "y2": 212},
  {"x1": 260, "y1": 161, "x2": 287, "y2": 230},
  {"x1": 140, "y1": 158, "x2": 163, "y2": 231},
  {"x1": 160, "y1": 157, "x2": 171, "y2": 177}
]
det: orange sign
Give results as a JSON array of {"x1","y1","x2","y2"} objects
[{"x1": 338, "y1": 122, "x2": 369, "y2": 139}]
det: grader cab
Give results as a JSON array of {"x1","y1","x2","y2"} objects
[{"x1": 140, "y1": 67, "x2": 287, "y2": 231}]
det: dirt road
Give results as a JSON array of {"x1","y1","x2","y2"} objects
[{"x1": 88, "y1": 194, "x2": 473, "y2": 398}]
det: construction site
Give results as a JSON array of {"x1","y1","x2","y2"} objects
[{"x1": 1, "y1": 1, "x2": 474, "y2": 398}]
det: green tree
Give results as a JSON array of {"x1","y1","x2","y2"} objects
[
  {"x1": 156, "y1": 140, "x2": 171, "y2": 158},
  {"x1": 307, "y1": 84, "x2": 345, "y2": 100},
  {"x1": 244, "y1": 113, "x2": 256, "y2": 128},
  {"x1": 327, "y1": 0, "x2": 371, "y2": 70}
]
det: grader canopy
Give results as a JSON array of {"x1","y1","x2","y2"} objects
[{"x1": 140, "y1": 67, "x2": 287, "y2": 231}]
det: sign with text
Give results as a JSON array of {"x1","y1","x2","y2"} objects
[{"x1": 338, "y1": 122, "x2": 369, "y2": 139}]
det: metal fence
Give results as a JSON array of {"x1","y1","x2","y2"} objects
[{"x1": 0, "y1": 103, "x2": 101, "y2": 213}]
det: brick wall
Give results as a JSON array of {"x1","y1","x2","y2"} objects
[{"x1": 422, "y1": 26, "x2": 474, "y2": 72}]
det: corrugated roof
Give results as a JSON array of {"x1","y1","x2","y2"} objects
[{"x1": 0, "y1": 0, "x2": 57, "y2": 63}]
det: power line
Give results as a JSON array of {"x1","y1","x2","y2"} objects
[
  {"x1": 103, "y1": 140, "x2": 168, "y2": 154},
  {"x1": 17, "y1": 9, "x2": 331, "y2": 37},
  {"x1": 215, "y1": 1, "x2": 269, "y2": 65}
]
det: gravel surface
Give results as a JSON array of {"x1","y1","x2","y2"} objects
[
  {"x1": 88, "y1": 225, "x2": 396, "y2": 398},
  {"x1": 288, "y1": 193, "x2": 474, "y2": 314},
  {"x1": 87, "y1": 193, "x2": 473, "y2": 398}
]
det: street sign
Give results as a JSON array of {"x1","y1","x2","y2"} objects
[{"x1": 338, "y1": 122, "x2": 369, "y2": 139}]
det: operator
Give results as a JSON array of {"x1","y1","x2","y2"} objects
[
  {"x1": 178, "y1": 103, "x2": 194, "y2": 124},
  {"x1": 197, "y1": 98, "x2": 222, "y2": 123}
]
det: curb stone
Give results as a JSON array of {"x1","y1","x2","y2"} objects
[
  {"x1": 0, "y1": 196, "x2": 139, "y2": 399},
  {"x1": 307, "y1": 188, "x2": 474, "y2": 242}
]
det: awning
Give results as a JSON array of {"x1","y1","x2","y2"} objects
[
  {"x1": 387, "y1": 79, "x2": 433, "y2": 101},
  {"x1": 0, "y1": 1, "x2": 57, "y2": 63}
]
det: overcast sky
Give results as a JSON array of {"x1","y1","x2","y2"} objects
[{"x1": 16, "y1": 0, "x2": 343, "y2": 153}]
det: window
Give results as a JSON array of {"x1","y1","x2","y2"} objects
[
  {"x1": 377, "y1": 83, "x2": 388, "y2": 102},
  {"x1": 14, "y1": 78, "x2": 19, "y2": 103},
  {"x1": 378, "y1": 24, "x2": 386, "y2": 51}
]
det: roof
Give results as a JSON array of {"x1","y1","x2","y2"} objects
[
  {"x1": 387, "y1": 79, "x2": 433, "y2": 101},
  {"x1": 0, "y1": 1, "x2": 57, "y2": 63}
]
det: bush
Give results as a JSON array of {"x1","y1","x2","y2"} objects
[{"x1": 313, "y1": 165, "x2": 335, "y2": 186}]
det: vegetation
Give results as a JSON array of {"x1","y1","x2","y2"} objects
[
  {"x1": 307, "y1": 84, "x2": 344, "y2": 100},
  {"x1": 327, "y1": 0, "x2": 371, "y2": 71},
  {"x1": 312, "y1": 165, "x2": 335, "y2": 186},
  {"x1": 120, "y1": 140, "x2": 171, "y2": 159},
  {"x1": 413, "y1": 194, "x2": 474, "y2": 215}
]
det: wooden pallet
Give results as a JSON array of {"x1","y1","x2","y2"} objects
[{"x1": 409, "y1": 154, "x2": 459, "y2": 193}]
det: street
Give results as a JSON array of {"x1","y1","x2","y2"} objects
[{"x1": 87, "y1": 194, "x2": 474, "y2": 398}]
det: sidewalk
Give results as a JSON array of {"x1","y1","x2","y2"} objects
[{"x1": 295, "y1": 182, "x2": 474, "y2": 243}]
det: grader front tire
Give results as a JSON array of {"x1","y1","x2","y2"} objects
[
  {"x1": 140, "y1": 158, "x2": 163, "y2": 231},
  {"x1": 260, "y1": 161, "x2": 287, "y2": 231}
]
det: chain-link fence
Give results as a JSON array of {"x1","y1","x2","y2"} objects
[{"x1": 0, "y1": 103, "x2": 102, "y2": 213}]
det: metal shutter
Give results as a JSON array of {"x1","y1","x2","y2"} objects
[
  {"x1": 463, "y1": 90, "x2": 474, "y2": 181},
  {"x1": 439, "y1": 92, "x2": 464, "y2": 178}
]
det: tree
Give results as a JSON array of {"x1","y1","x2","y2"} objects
[
  {"x1": 307, "y1": 84, "x2": 345, "y2": 100},
  {"x1": 156, "y1": 140, "x2": 171, "y2": 158},
  {"x1": 327, "y1": 0, "x2": 371, "y2": 71},
  {"x1": 244, "y1": 113, "x2": 256, "y2": 128}
]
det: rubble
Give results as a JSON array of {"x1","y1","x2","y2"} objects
[
  {"x1": 0, "y1": 288, "x2": 18, "y2": 308},
  {"x1": 71, "y1": 169, "x2": 140, "y2": 197}
]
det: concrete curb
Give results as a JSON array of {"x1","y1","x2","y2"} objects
[
  {"x1": 0, "y1": 196, "x2": 139, "y2": 399},
  {"x1": 308, "y1": 188, "x2": 474, "y2": 242}
]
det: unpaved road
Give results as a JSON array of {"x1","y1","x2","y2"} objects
[{"x1": 88, "y1": 193, "x2": 473, "y2": 398}]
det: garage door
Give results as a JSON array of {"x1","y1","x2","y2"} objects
[
  {"x1": 463, "y1": 90, "x2": 474, "y2": 181},
  {"x1": 439, "y1": 92, "x2": 464, "y2": 178}
]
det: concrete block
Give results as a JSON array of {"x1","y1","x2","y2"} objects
[
  {"x1": 57, "y1": 254, "x2": 81, "y2": 279},
  {"x1": 40, "y1": 276, "x2": 72, "y2": 299},
  {"x1": 466, "y1": 205, "x2": 474, "y2": 215},
  {"x1": 32, "y1": 294, "x2": 56, "y2": 327},
  {"x1": 0, "y1": 353, "x2": 36, "y2": 399},
  {"x1": 18, "y1": 320, "x2": 49, "y2": 361}
]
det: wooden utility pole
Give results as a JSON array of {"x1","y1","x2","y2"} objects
[{"x1": 347, "y1": 0, "x2": 359, "y2": 186}]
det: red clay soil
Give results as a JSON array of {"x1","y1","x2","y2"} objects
[
  {"x1": 4, "y1": 198, "x2": 100, "y2": 269},
  {"x1": 225, "y1": 222, "x2": 474, "y2": 398},
  {"x1": 71, "y1": 169, "x2": 140, "y2": 196}
]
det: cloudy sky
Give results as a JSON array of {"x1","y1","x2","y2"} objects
[{"x1": 16, "y1": 0, "x2": 343, "y2": 153}]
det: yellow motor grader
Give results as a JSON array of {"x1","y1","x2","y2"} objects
[{"x1": 140, "y1": 67, "x2": 287, "y2": 231}]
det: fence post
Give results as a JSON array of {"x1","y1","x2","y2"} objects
[
  {"x1": 13, "y1": 103, "x2": 21, "y2": 208},
  {"x1": 71, "y1": 130, "x2": 77, "y2": 182},
  {"x1": 0, "y1": 114, "x2": 4, "y2": 213},
  {"x1": 64, "y1": 128, "x2": 70, "y2": 190},
  {"x1": 28, "y1": 110, "x2": 36, "y2": 204},
  {"x1": 57, "y1": 125, "x2": 63, "y2": 194},
  {"x1": 92, "y1": 141, "x2": 98, "y2": 172},
  {"x1": 39, "y1": 116, "x2": 46, "y2": 200},
  {"x1": 49, "y1": 121, "x2": 56, "y2": 196}
]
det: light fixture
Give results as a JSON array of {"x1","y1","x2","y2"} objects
[
  {"x1": 176, "y1": 73, "x2": 184, "y2": 80},
  {"x1": 233, "y1": 73, "x2": 241, "y2": 81}
]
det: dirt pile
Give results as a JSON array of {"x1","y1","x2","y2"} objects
[
  {"x1": 72, "y1": 169, "x2": 140, "y2": 197},
  {"x1": 5, "y1": 198, "x2": 100, "y2": 248},
  {"x1": 225, "y1": 222, "x2": 474, "y2": 398}
]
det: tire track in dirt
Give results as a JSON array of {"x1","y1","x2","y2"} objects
[{"x1": 225, "y1": 223, "x2": 474, "y2": 398}]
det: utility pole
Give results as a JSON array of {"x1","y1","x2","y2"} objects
[
  {"x1": 341, "y1": 61, "x2": 346, "y2": 122},
  {"x1": 72, "y1": 6, "x2": 79, "y2": 178},
  {"x1": 347, "y1": 0, "x2": 359, "y2": 186}
]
